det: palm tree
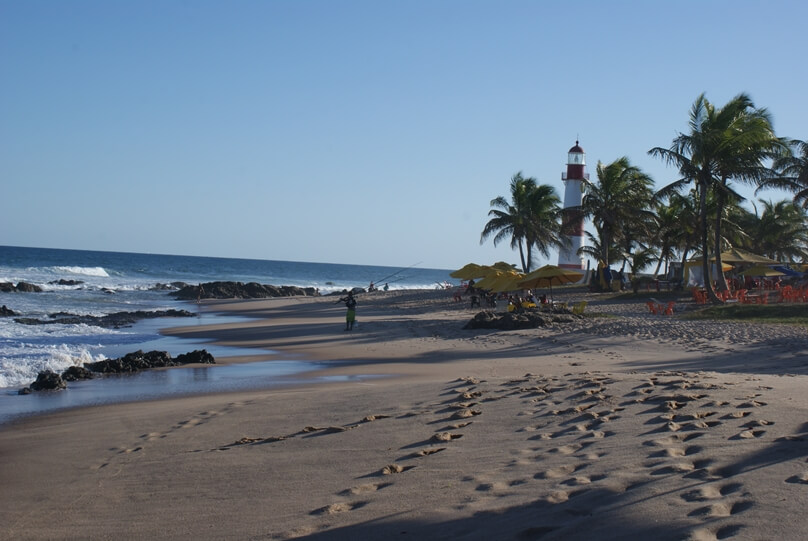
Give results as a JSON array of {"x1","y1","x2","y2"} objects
[
  {"x1": 481, "y1": 173, "x2": 563, "y2": 272},
  {"x1": 758, "y1": 139, "x2": 808, "y2": 208},
  {"x1": 649, "y1": 93, "x2": 785, "y2": 302},
  {"x1": 579, "y1": 157, "x2": 654, "y2": 289},
  {"x1": 525, "y1": 183, "x2": 565, "y2": 270},
  {"x1": 736, "y1": 199, "x2": 808, "y2": 262}
]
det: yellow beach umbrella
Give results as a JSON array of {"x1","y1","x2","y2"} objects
[
  {"x1": 518, "y1": 264, "x2": 584, "y2": 301},
  {"x1": 472, "y1": 271, "x2": 508, "y2": 290},
  {"x1": 490, "y1": 261, "x2": 518, "y2": 272},
  {"x1": 487, "y1": 271, "x2": 526, "y2": 293},
  {"x1": 450, "y1": 263, "x2": 485, "y2": 280}
]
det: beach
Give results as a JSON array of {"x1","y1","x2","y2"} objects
[{"x1": 2, "y1": 289, "x2": 808, "y2": 540}]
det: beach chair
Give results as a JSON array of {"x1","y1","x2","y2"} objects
[
  {"x1": 571, "y1": 301, "x2": 587, "y2": 315},
  {"x1": 646, "y1": 301, "x2": 659, "y2": 315},
  {"x1": 663, "y1": 301, "x2": 675, "y2": 315}
]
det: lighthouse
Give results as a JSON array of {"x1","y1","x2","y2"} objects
[{"x1": 557, "y1": 141, "x2": 587, "y2": 270}]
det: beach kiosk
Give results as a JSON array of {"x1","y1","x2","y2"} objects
[{"x1": 558, "y1": 141, "x2": 588, "y2": 271}]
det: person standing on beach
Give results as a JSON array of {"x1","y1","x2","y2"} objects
[{"x1": 337, "y1": 291, "x2": 357, "y2": 331}]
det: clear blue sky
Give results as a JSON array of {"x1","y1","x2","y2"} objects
[{"x1": 1, "y1": 0, "x2": 805, "y2": 270}]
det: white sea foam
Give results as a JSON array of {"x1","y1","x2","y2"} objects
[
  {"x1": 50, "y1": 266, "x2": 110, "y2": 277},
  {"x1": 0, "y1": 343, "x2": 107, "y2": 388}
]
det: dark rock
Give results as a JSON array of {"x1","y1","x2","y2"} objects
[
  {"x1": 14, "y1": 309, "x2": 195, "y2": 329},
  {"x1": 0, "y1": 305, "x2": 17, "y2": 317},
  {"x1": 463, "y1": 310, "x2": 577, "y2": 330},
  {"x1": 48, "y1": 279, "x2": 84, "y2": 286},
  {"x1": 175, "y1": 350, "x2": 216, "y2": 365},
  {"x1": 83, "y1": 349, "x2": 215, "y2": 374},
  {"x1": 61, "y1": 365, "x2": 94, "y2": 381},
  {"x1": 171, "y1": 281, "x2": 318, "y2": 300},
  {"x1": 0, "y1": 282, "x2": 43, "y2": 293},
  {"x1": 28, "y1": 370, "x2": 66, "y2": 391},
  {"x1": 15, "y1": 282, "x2": 43, "y2": 293},
  {"x1": 18, "y1": 387, "x2": 32, "y2": 395},
  {"x1": 149, "y1": 282, "x2": 188, "y2": 291},
  {"x1": 85, "y1": 350, "x2": 174, "y2": 374}
]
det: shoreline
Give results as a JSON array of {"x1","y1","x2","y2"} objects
[{"x1": 3, "y1": 288, "x2": 808, "y2": 540}]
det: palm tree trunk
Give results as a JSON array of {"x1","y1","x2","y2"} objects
[
  {"x1": 699, "y1": 179, "x2": 721, "y2": 303},
  {"x1": 518, "y1": 244, "x2": 527, "y2": 274},
  {"x1": 713, "y1": 181, "x2": 730, "y2": 293}
]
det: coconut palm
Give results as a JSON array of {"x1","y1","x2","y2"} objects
[
  {"x1": 736, "y1": 199, "x2": 808, "y2": 262},
  {"x1": 481, "y1": 172, "x2": 563, "y2": 273},
  {"x1": 649, "y1": 93, "x2": 785, "y2": 302},
  {"x1": 757, "y1": 139, "x2": 808, "y2": 208},
  {"x1": 579, "y1": 157, "x2": 654, "y2": 289}
]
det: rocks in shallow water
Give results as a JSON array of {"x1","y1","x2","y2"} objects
[
  {"x1": 0, "y1": 281, "x2": 43, "y2": 293},
  {"x1": 0, "y1": 305, "x2": 17, "y2": 317},
  {"x1": 20, "y1": 349, "x2": 217, "y2": 393},
  {"x1": 171, "y1": 281, "x2": 319, "y2": 300},
  {"x1": 48, "y1": 279, "x2": 84, "y2": 286},
  {"x1": 463, "y1": 310, "x2": 577, "y2": 330},
  {"x1": 149, "y1": 282, "x2": 188, "y2": 291},
  {"x1": 175, "y1": 349, "x2": 216, "y2": 365},
  {"x1": 61, "y1": 365, "x2": 94, "y2": 381},
  {"x1": 25, "y1": 370, "x2": 67, "y2": 392},
  {"x1": 84, "y1": 349, "x2": 216, "y2": 374},
  {"x1": 85, "y1": 350, "x2": 174, "y2": 373},
  {"x1": 14, "y1": 309, "x2": 195, "y2": 329}
]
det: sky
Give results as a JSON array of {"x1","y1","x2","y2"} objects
[{"x1": 1, "y1": 0, "x2": 806, "y2": 271}]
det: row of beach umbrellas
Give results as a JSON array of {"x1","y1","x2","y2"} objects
[{"x1": 450, "y1": 262, "x2": 584, "y2": 300}]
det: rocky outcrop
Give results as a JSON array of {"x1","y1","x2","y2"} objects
[
  {"x1": 149, "y1": 282, "x2": 188, "y2": 291},
  {"x1": 62, "y1": 365, "x2": 94, "y2": 381},
  {"x1": 19, "y1": 370, "x2": 67, "y2": 394},
  {"x1": 463, "y1": 310, "x2": 577, "y2": 330},
  {"x1": 0, "y1": 282, "x2": 43, "y2": 293},
  {"x1": 14, "y1": 309, "x2": 195, "y2": 329},
  {"x1": 171, "y1": 281, "x2": 319, "y2": 300},
  {"x1": 48, "y1": 279, "x2": 84, "y2": 286},
  {"x1": 84, "y1": 349, "x2": 215, "y2": 374},
  {"x1": 20, "y1": 349, "x2": 216, "y2": 393},
  {"x1": 175, "y1": 350, "x2": 216, "y2": 365},
  {"x1": 0, "y1": 305, "x2": 17, "y2": 317}
]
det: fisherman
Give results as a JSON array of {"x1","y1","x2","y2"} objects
[{"x1": 337, "y1": 291, "x2": 357, "y2": 331}]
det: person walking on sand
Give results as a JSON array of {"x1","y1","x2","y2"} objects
[{"x1": 337, "y1": 291, "x2": 357, "y2": 331}]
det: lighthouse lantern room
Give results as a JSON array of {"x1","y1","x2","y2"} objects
[{"x1": 557, "y1": 141, "x2": 588, "y2": 270}]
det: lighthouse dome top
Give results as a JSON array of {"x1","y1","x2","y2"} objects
[{"x1": 568, "y1": 140, "x2": 584, "y2": 154}]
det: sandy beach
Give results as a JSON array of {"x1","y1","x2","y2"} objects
[{"x1": 2, "y1": 289, "x2": 808, "y2": 540}]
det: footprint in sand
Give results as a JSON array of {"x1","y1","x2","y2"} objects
[
  {"x1": 419, "y1": 447, "x2": 447, "y2": 456},
  {"x1": 452, "y1": 409, "x2": 482, "y2": 419},
  {"x1": 681, "y1": 482, "x2": 743, "y2": 502},
  {"x1": 688, "y1": 499, "x2": 754, "y2": 518},
  {"x1": 734, "y1": 429, "x2": 766, "y2": 439},
  {"x1": 432, "y1": 432, "x2": 463, "y2": 442},
  {"x1": 381, "y1": 464, "x2": 415, "y2": 475},
  {"x1": 785, "y1": 471, "x2": 808, "y2": 484},
  {"x1": 536, "y1": 464, "x2": 578, "y2": 479},
  {"x1": 339, "y1": 482, "x2": 392, "y2": 496},
  {"x1": 310, "y1": 501, "x2": 368, "y2": 515}
]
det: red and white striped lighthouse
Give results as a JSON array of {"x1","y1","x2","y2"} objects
[{"x1": 557, "y1": 141, "x2": 587, "y2": 270}]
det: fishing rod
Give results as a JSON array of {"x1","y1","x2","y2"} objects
[{"x1": 371, "y1": 261, "x2": 423, "y2": 287}]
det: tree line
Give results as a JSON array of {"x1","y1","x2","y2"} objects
[{"x1": 480, "y1": 92, "x2": 808, "y2": 303}]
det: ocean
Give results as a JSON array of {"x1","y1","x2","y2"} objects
[{"x1": 0, "y1": 245, "x2": 453, "y2": 422}]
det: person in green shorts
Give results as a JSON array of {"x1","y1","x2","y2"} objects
[{"x1": 337, "y1": 291, "x2": 357, "y2": 330}]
